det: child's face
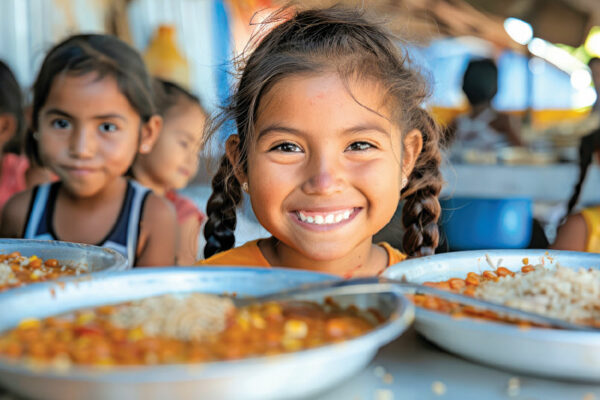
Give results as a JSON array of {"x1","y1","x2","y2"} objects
[
  {"x1": 142, "y1": 101, "x2": 205, "y2": 190},
  {"x1": 37, "y1": 73, "x2": 155, "y2": 197},
  {"x1": 235, "y1": 72, "x2": 416, "y2": 261}
]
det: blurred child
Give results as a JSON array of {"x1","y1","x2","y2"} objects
[
  {"x1": 198, "y1": 6, "x2": 444, "y2": 277},
  {"x1": 0, "y1": 34, "x2": 177, "y2": 267},
  {"x1": 0, "y1": 60, "x2": 28, "y2": 219},
  {"x1": 131, "y1": 78, "x2": 207, "y2": 265},
  {"x1": 552, "y1": 129, "x2": 600, "y2": 252},
  {"x1": 447, "y1": 58, "x2": 522, "y2": 159}
]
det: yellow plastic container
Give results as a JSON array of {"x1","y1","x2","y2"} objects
[{"x1": 143, "y1": 25, "x2": 190, "y2": 88}]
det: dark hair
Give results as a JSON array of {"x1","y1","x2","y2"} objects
[
  {"x1": 26, "y1": 34, "x2": 156, "y2": 164},
  {"x1": 564, "y1": 129, "x2": 600, "y2": 218},
  {"x1": 462, "y1": 58, "x2": 498, "y2": 105},
  {"x1": 203, "y1": 6, "x2": 443, "y2": 259},
  {"x1": 588, "y1": 57, "x2": 600, "y2": 68},
  {"x1": 0, "y1": 60, "x2": 25, "y2": 154},
  {"x1": 153, "y1": 78, "x2": 206, "y2": 117}
]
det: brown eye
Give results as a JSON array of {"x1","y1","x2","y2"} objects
[
  {"x1": 346, "y1": 141, "x2": 374, "y2": 151},
  {"x1": 271, "y1": 142, "x2": 303, "y2": 153}
]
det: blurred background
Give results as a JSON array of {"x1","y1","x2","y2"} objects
[{"x1": 1, "y1": 0, "x2": 599, "y2": 251}]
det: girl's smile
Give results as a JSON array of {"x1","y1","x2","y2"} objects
[{"x1": 290, "y1": 207, "x2": 361, "y2": 231}]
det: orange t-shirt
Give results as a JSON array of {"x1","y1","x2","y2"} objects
[{"x1": 197, "y1": 239, "x2": 406, "y2": 278}]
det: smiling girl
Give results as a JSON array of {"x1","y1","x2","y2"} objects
[
  {"x1": 199, "y1": 7, "x2": 443, "y2": 277},
  {"x1": 0, "y1": 34, "x2": 177, "y2": 267}
]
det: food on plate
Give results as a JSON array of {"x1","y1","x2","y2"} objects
[
  {"x1": 411, "y1": 262, "x2": 600, "y2": 328},
  {"x1": 0, "y1": 293, "x2": 382, "y2": 367},
  {"x1": 0, "y1": 252, "x2": 87, "y2": 291}
]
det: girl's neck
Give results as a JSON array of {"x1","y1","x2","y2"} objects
[
  {"x1": 131, "y1": 164, "x2": 168, "y2": 195},
  {"x1": 60, "y1": 176, "x2": 128, "y2": 208},
  {"x1": 258, "y1": 236, "x2": 388, "y2": 277}
]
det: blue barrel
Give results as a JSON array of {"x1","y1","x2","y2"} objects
[{"x1": 440, "y1": 197, "x2": 533, "y2": 250}]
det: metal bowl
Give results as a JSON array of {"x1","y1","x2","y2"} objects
[
  {"x1": 383, "y1": 249, "x2": 600, "y2": 382},
  {"x1": 0, "y1": 239, "x2": 128, "y2": 277},
  {"x1": 0, "y1": 267, "x2": 414, "y2": 400}
]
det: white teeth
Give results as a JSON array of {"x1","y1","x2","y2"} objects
[{"x1": 297, "y1": 209, "x2": 354, "y2": 225}]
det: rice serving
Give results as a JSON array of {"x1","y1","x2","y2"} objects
[
  {"x1": 474, "y1": 265, "x2": 600, "y2": 325},
  {"x1": 109, "y1": 293, "x2": 235, "y2": 341}
]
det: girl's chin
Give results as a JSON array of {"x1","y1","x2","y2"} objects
[{"x1": 295, "y1": 244, "x2": 362, "y2": 262}]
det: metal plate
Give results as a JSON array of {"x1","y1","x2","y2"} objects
[
  {"x1": 0, "y1": 267, "x2": 414, "y2": 400},
  {"x1": 383, "y1": 249, "x2": 600, "y2": 382},
  {"x1": 0, "y1": 239, "x2": 128, "y2": 276}
]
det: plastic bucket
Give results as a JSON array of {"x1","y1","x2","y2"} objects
[{"x1": 440, "y1": 197, "x2": 533, "y2": 250}]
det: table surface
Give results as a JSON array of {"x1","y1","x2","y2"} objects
[
  {"x1": 311, "y1": 327, "x2": 600, "y2": 400},
  {"x1": 442, "y1": 163, "x2": 600, "y2": 204}
]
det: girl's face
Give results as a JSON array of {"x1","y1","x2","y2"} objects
[
  {"x1": 37, "y1": 73, "x2": 159, "y2": 197},
  {"x1": 231, "y1": 72, "x2": 420, "y2": 262},
  {"x1": 139, "y1": 101, "x2": 205, "y2": 190}
]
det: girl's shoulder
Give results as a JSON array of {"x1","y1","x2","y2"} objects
[
  {"x1": 197, "y1": 239, "x2": 268, "y2": 267},
  {"x1": 552, "y1": 213, "x2": 588, "y2": 252},
  {"x1": 135, "y1": 192, "x2": 177, "y2": 267},
  {"x1": 0, "y1": 187, "x2": 35, "y2": 238},
  {"x1": 142, "y1": 191, "x2": 177, "y2": 221}
]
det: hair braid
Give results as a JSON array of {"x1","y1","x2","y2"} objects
[
  {"x1": 565, "y1": 128, "x2": 600, "y2": 218},
  {"x1": 203, "y1": 156, "x2": 243, "y2": 258},
  {"x1": 401, "y1": 108, "x2": 443, "y2": 257}
]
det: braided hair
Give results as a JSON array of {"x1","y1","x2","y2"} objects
[
  {"x1": 203, "y1": 5, "x2": 443, "y2": 258},
  {"x1": 564, "y1": 128, "x2": 600, "y2": 218}
]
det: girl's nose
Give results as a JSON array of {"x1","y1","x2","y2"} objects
[
  {"x1": 69, "y1": 128, "x2": 96, "y2": 159},
  {"x1": 301, "y1": 154, "x2": 344, "y2": 195}
]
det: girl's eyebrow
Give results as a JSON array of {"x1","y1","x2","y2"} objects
[
  {"x1": 44, "y1": 108, "x2": 127, "y2": 121},
  {"x1": 175, "y1": 130, "x2": 198, "y2": 142},
  {"x1": 257, "y1": 123, "x2": 390, "y2": 138},
  {"x1": 93, "y1": 113, "x2": 128, "y2": 122},
  {"x1": 44, "y1": 108, "x2": 73, "y2": 118},
  {"x1": 257, "y1": 124, "x2": 301, "y2": 139},
  {"x1": 344, "y1": 123, "x2": 390, "y2": 137}
]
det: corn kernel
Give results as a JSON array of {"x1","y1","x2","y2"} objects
[
  {"x1": 284, "y1": 319, "x2": 308, "y2": 339},
  {"x1": 127, "y1": 327, "x2": 145, "y2": 341},
  {"x1": 17, "y1": 318, "x2": 41, "y2": 330},
  {"x1": 282, "y1": 338, "x2": 303, "y2": 352},
  {"x1": 251, "y1": 312, "x2": 266, "y2": 329},
  {"x1": 76, "y1": 311, "x2": 96, "y2": 325}
]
